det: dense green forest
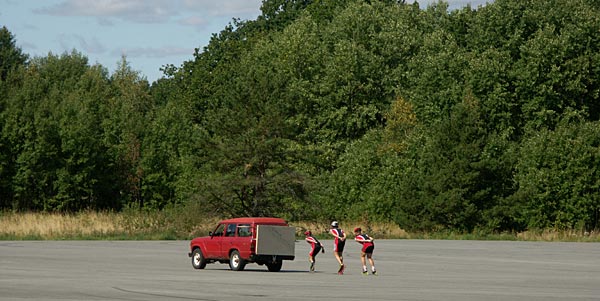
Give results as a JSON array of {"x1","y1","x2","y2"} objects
[{"x1": 1, "y1": 0, "x2": 599, "y2": 233}]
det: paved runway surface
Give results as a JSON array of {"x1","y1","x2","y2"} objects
[{"x1": 1, "y1": 239, "x2": 599, "y2": 300}]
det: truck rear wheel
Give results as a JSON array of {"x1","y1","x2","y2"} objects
[
  {"x1": 191, "y1": 248, "x2": 206, "y2": 269},
  {"x1": 266, "y1": 261, "x2": 282, "y2": 272},
  {"x1": 229, "y1": 250, "x2": 246, "y2": 271}
]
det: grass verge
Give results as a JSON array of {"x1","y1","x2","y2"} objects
[{"x1": 1, "y1": 210, "x2": 598, "y2": 242}]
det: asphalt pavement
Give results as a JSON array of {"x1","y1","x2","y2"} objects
[{"x1": 1, "y1": 239, "x2": 599, "y2": 300}]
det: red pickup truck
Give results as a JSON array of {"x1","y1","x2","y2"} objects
[{"x1": 188, "y1": 217, "x2": 296, "y2": 272}]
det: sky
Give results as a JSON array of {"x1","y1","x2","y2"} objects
[{"x1": 1, "y1": 0, "x2": 492, "y2": 83}]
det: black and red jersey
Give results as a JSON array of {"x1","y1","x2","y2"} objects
[
  {"x1": 305, "y1": 235, "x2": 322, "y2": 256},
  {"x1": 330, "y1": 228, "x2": 345, "y2": 244},
  {"x1": 354, "y1": 233, "x2": 374, "y2": 252},
  {"x1": 305, "y1": 236, "x2": 321, "y2": 248}
]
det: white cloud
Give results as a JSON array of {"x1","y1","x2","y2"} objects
[
  {"x1": 182, "y1": 0, "x2": 263, "y2": 18},
  {"x1": 34, "y1": 0, "x2": 179, "y2": 23},
  {"x1": 33, "y1": 0, "x2": 263, "y2": 24},
  {"x1": 112, "y1": 46, "x2": 192, "y2": 58},
  {"x1": 97, "y1": 17, "x2": 115, "y2": 26},
  {"x1": 74, "y1": 35, "x2": 107, "y2": 54},
  {"x1": 178, "y1": 16, "x2": 209, "y2": 27},
  {"x1": 19, "y1": 41, "x2": 38, "y2": 51},
  {"x1": 56, "y1": 34, "x2": 106, "y2": 54}
]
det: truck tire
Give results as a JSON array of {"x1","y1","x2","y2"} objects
[
  {"x1": 266, "y1": 261, "x2": 282, "y2": 272},
  {"x1": 229, "y1": 250, "x2": 246, "y2": 271},
  {"x1": 191, "y1": 248, "x2": 206, "y2": 269}
]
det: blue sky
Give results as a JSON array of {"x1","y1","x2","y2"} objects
[{"x1": 1, "y1": 0, "x2": 491, "y2": 83}]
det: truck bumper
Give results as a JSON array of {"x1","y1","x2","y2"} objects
[{"x1": 250, "y1": 254, "x2": 295, "y2": 263}]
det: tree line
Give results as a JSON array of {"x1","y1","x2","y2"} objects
[{"x1": 1, "y1": 0, "x2": 599, "y2": 233}]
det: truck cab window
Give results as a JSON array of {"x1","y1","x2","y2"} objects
[
  {"x1": 212, "y1": 224, "x2": 225, "y2": 237},
  {"x1": 237, "y1": 224, "x2": 251, "y2": 237},
  {"x1": 225, "y1": 224, "x2": 236, "y2": 237}
]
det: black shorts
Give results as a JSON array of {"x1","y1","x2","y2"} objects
[
  {"x1": 363, "y1": 245, "x2": 374, "y2": 254},
  {"x1": 334, "y1": 240, "x2": 346, "y2": 253},
  {"x1": 310, "y1": 244, "x2": 322, "y2": 257}
]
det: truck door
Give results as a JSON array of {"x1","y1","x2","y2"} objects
[
  {"x1": 204, "y1": 223, "x2": 225, "y2": 258},
  {"x1": 220, "y1": 223, "x2": 238, "y2": 257}
]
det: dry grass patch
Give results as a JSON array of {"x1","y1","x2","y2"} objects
[
  {"x1": 0, "y1": 209, "x2": 224, "y2": 240},
  {"x1": 0, "y1": 211, "x2": 124, "y2": 239},
  {"x1": 517, "y1": 229, "x2": 600, "y2": 242},
  {"x1": 2, "y1": 211, "x2": 598, "y2": 241}
]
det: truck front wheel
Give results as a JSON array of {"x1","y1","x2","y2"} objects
[
  {"x1": 266, "y1": 261, "x2": 282, "y2": 272},
  {"x1": 229, "y1": 250, "x2": 246, "y2": 271},
  {"x1": 191, "y1": 248, "x2": 206, "y2": 269}
]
